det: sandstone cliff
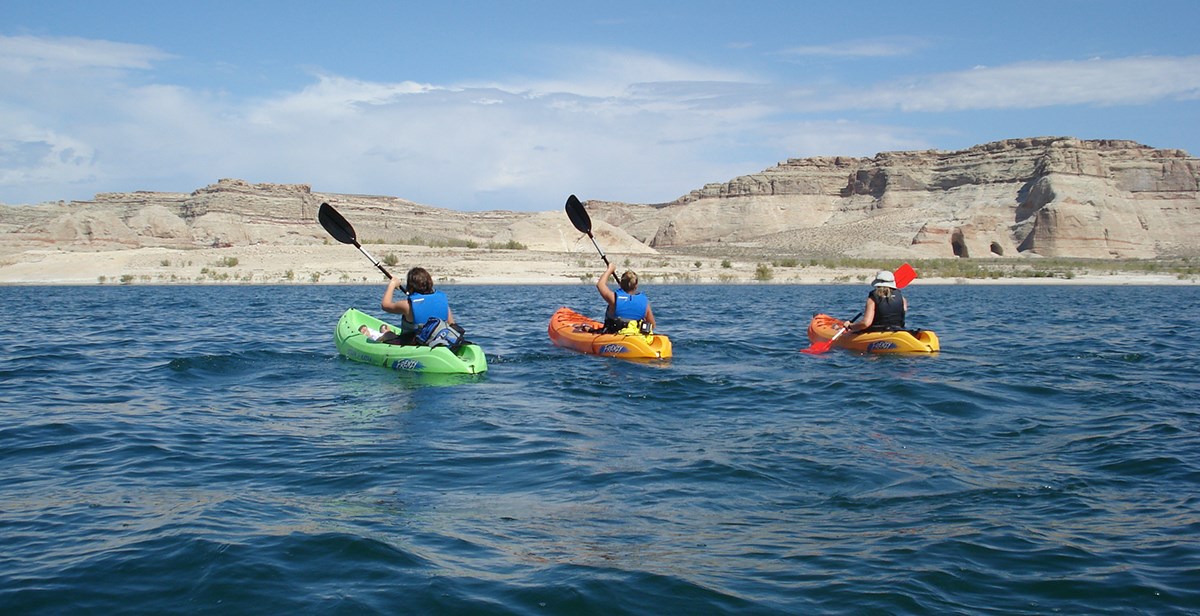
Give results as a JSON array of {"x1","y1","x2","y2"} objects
[
  {"x1": 585, "y1": 137, "x2": 1200, "y2": 259},
  {"x1": 2, "y1": 137, "x2": 1197, "y2": 260},
  {"x1": 0, "y1": 179, "x2": 655, "y2": 256}
]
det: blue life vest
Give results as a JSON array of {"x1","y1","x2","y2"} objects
[
  {"x1": 867, "y1": 288, "x2": 905, "y2": 329},
  {"x1": 403, "y1": 291, "x2": 449, "y2": 332},
  {"x1": 610, "y1": 289, "x2": 648, "y2": 321}
]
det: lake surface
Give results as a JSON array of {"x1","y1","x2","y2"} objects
[{"x1": 2, "y1": 283, "x2": 1198, "y2": 614}]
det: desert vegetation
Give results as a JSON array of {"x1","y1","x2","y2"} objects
[{"x1": 799, "y1": 257, "x2": 1199, "y2": 281}]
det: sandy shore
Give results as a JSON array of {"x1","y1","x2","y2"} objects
[{"x1": 0, "y1": 244, "x2": 1195, "y2": 286}]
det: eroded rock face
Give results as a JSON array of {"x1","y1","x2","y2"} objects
[
  {"x1": 0, "y1": 178, "x2": 654, "y2": 256},
  {"x1": 2, "y1": 138, "x2": 1197, "y2": 259},
  {"x1": 628, "y1": 137, "x2": 1200, "y2": 258}
]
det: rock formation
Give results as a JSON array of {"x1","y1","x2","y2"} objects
[
  {"x1": 2, "y1": 137, "x2": 1197, "y2": 260},
  {"x1": 584, "y1": 137, "x2": 1199, "y2": 259},
  {"x1": 0, "y1": 178, "x2": 654, "y2": 255}
]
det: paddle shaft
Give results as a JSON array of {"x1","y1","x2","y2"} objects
[
  {"x1": 830, "y1": 311, "x2": 863, "y2": 342},
  {"x1": 356, "y1": 243, "x2": 394, "y2": 282},
  {"x1": 587, "y1": 234, "x2": 621, "y2": 283},
  {"x1": 801, "y1": 311, "x2": 862, "y2": 354}
]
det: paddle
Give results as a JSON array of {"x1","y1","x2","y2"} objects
[
  {"x1": 565, "y1": 194, "x2": 618, "y2": 283},
  {"x1": 800, "y1": 263, "x2": 918, "y2": 355},
  {"x1": 894, "y1": 262, "x2": 917, "y2": 290},
  {"x1": 801, "y1": 312, "x2": 862, "y2": 355},
  {"x1": 318, "y1": 202, "x2": 400, "y2": 286}
]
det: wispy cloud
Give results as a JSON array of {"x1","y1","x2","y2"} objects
[
  {"x1": 482, "y1": 46, "x2": 755, "y2": 99},
  {"x1": 251, "y1": 75, "x2": 438, "y2": 119},
  {"x1": 0, "y1": 34, "x2": 171, "y2": 72},
  {"x1": 862, "y1": 56, "x2": 1200, "y2": 111},
  {"x1": 780, "y1": 36, "x2": 928, "y2": 59}
]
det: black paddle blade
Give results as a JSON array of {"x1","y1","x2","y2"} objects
[
  {"x1": 318, "y1": 202, "x2": 357, "y2": 245},
  {"x1": 565, "y1": 194, "x2": 592, "y2": 234}
]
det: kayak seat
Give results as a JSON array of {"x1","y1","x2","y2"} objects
[
  {"x1": 379, "y1": 329, "x2": 472, "y2": 349},
  {"x1": 603, "y1": 317, "x2": 652, "y2": 335},
  {"x1": 379, "y1": 331, "x2": 418, "y2": 346}
]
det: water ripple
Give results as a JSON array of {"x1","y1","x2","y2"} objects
[{"x1": 2, "y1": 284, "x2": 1199, "y2": 614}]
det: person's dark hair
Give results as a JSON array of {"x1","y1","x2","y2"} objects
[
  {"x1": 619, "y1": 270, "x2": 639, "y2": 293},
  {"x1": 407, "y1": 267, "x2": 434, "y2": 295},
  {"x1": 872, "y1": 287, "x2": 894, "y2": 300}
]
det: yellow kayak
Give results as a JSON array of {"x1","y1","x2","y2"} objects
[
  {"x1": 807, "y1": 313, "x2": 939, "y2": 354},
  {"x1": 547, "y1": 307, "x2": 672, "y2": 360}
]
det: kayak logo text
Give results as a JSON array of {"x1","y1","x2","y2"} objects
[
  {"x1": 866, "y1": 341, "x2": 897, "y2": 352},
  {"x1": 598, "y1": 344, "x2": 626, "y2": 355},
  {"x1": 391, "y1": 359, "x2": 422, "y2": 371}
]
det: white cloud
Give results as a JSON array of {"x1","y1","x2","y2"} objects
[
  {"x1": 0, "y1": 40, "x2": 778, "y2": 207},
  {"x1": 1, "y1": 34, "x2": 1197, "y2": 209},
  {"x1": 862, "y1": 56, "x2": 1200, "y2": 111},
  {"x1": 764, "y1": 120, "x2": 933, "y2": 159},
  {"x1": 477, "y1": 46, "x2": 754, "y2": 99},
  {"x1": 0, "y1": 34, "x2": 171, "y2": 72},
  {"x1": 0, "y1": 125, "x2": 96, "y2": 186}
]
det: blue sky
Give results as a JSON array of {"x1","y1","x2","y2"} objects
[{"x1": 2, "y1": 0, "x2": 1198, "y2": 210}]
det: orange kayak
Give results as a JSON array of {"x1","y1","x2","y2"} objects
[
  {"x1": 547, "y1": 307, "x2": 672, "y2": 360},
  {"x1": 807, "y1": 313, "x2": 939, "y2": 354}
]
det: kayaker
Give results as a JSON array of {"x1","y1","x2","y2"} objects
[
  {"x1": 380, "y1": 267, "x2": 456, "y2": 342},
  {"x1": 844, "y1": 270, "x2": 907, "y2": 333},
  {"x1": 597, "y1": 261, "x2": 656, "y2": 334}
]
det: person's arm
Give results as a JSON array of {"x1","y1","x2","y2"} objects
[
  {"x1": 446, "y1": 306, "x2": 456, "y2": 326},
  {"x1": 380, "y1": 276, "x2": 412, "y2": 319},
  {"x1": 643, "y1": 303, "x2": 656, "y2": 327},
  {"x1": 596, "y1": 262, "x2": 617, "y2": 307},
  {"x1": 845, "y1": 298, "x2": 875, "y2": 332}
]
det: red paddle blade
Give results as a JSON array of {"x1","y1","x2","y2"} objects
[
  {"x1": 800, "y1": 340, "x2": 834, "y2": 355},
  {"x1": 802, "y1": 317, "x2": 853, "y2": 355},
  {"x1": 894, "y1": 263, "x2": 917, "y2": 289}
]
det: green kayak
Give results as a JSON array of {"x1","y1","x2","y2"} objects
[{"x1": 334, "y1": 308, "x2": 488, "y2": 374}]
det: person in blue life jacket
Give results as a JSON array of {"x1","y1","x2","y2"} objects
[
  {"x1": 843, "y1": 270, "x2": 907, "y2": 333},
  {"x1": 596, "y1": 261, "x2": 656, "y2": 334},
  {"x1": 380, "y1": 266, "x2": 455, "y2": 343}
]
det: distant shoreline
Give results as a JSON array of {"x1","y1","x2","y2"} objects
[
  {"x1": 3, "y1": 275, "x2": 1195, "y2": 288},
  {"x1": 0, "y1": 244, "x2": 1196, "y2": 287}
]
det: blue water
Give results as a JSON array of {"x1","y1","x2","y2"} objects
[{"x1": 2, "y1": 283, "x2": 1199, "y2": 615}]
